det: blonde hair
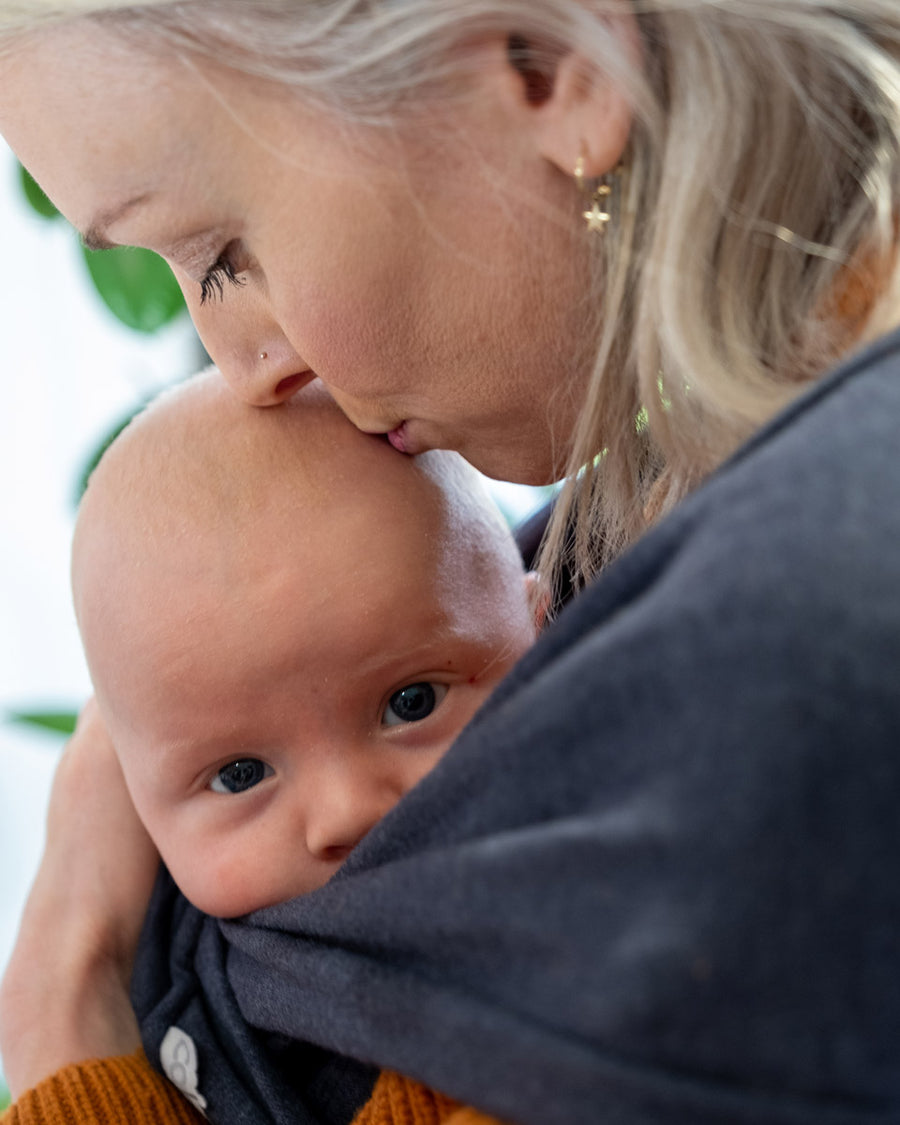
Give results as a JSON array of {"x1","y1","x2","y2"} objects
[{"x1": 5, "y1": 1, "x2": 900, "y2": 595}]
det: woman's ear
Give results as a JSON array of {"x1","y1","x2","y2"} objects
[{"x1": 504, "y1": 20, "x2": 638, "y2": 179}]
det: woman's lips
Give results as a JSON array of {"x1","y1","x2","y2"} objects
[
  {"x1": 366, "y1": 421, "x2": 429, "y2": 456},
  {"x1": 387, "y1": 422, "x2": 413, "y2": 454}
]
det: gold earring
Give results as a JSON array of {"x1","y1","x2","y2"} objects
[
  {"x1": 574, "y1": 150, "x2": 618, "y2": 234},
  {"x1": 583, "y1": 184, "x2": 612, "y2": 233}
]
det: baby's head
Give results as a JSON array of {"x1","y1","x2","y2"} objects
[{"x1": 72, "y1": 373, "x2": 539, "y2": 917}]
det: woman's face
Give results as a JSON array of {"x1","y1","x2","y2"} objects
[{"x1": 0, "y1": 22, "x2": 593, "y2": 484}]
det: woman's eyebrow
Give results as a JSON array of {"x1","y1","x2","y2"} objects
[{"x1": 80, "y1": 192, "x2": 154, "y2": 250}]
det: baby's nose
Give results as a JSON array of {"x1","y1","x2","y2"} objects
[{"x1": 304, "y1": 770, "x2": 401, "y2": 863}]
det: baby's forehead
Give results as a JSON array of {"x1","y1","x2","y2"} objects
[
  {"x1": 74, "y1": 384, "x2": 527, "y2": 694},
  {"x1": 79, "y1": 374, "x2": 514, "y2": 589},
  {"x1": 99, "y1": 387, "x2": 394, "y2": 511},
  {"x1": 95, "y1": 376, "x2": 379, "y2": 491}
]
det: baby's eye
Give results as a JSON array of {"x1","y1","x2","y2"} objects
[
  {"x1": 382, "y1": 682, "x2": 448, "y2": 727},
  {"x1": 209, "y1": 759, "x2": 273, "y2": 794}
]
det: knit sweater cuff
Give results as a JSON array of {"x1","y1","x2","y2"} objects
[
  {"x1": 351, "y1": 1070, "x2": 503, "y2": 1125},
  {"x1": 1, "y1": 1055, "x2": 504, "y2": 1125},
  {"x1": 0, "y1": 1050, "x2": 205, "y2": 1125}
]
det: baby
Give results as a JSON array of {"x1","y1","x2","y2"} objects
[{"x1": 71, "y1": 372, "x2": 540, "y2": 918}]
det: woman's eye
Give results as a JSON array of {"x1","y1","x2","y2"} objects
[
  {"x1": 199, "y1": 244, "x2": 245, "y2": 306},
  {"x1": 382, "y1": 682, "x2": 448, "y2": 727},
  {"x1": 209, "y1": 759, "x2": 273, "y2": 794}
]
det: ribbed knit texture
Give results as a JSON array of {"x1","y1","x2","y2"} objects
[
  {"x1": 350, "y1": 1071, "x2": 502, "y2": 1125},
  {"x1": 0, "y1": 1051, "x2": 206, "y2": 1125},
  {"x1": 0, "y1": 1056, "x2": 503, "y2": 1125}
]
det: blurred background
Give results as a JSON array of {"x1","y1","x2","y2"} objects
[
  {"x1": 0, "y1": 140, "x2": 200, "y2": 1097},
  {"x1": 0, "y1": 140, "x2": 548, "y2": 1095}
]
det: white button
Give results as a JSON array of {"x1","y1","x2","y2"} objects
[{"x1": 160, "y1": 1025, "x2": 209, "y2": 1116}]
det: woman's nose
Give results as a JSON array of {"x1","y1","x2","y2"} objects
[
  {"x1": 235, "y1": 344, "x2": 315, "y2": 406},
  {"x1": 187, "y1": 281, "x2": 314, "y2": 406}
]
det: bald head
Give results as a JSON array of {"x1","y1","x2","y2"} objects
[
  {"x1": 74, "y1": 372, "x2": 414, "y2": 573},
  {"x1": 73, "y1": 370, "x2": 529, "y2": 718}
]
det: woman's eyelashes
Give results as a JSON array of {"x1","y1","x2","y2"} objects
[
  {"x1": 209, "y1": 758, "x2": 274, "y2": 794},
  {"x1": 199, "y1": 243, "x2": 245, "y2": 305},
  {"x1": 382, "y1": 682, "x2": 448, "y2": 727}
]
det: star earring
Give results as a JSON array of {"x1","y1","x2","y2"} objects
[{"x1": 574, "y1": 150, "x2": 620, "y2": 234}]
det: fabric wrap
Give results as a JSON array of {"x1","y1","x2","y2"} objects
[
  {"x1": 132, "y1": 868, "x2": 377, "y2": 1124},
  {"x1": 134, "y1": 330, "x2": 900, "y2": 1125}
]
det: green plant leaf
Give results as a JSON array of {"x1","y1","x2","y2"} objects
[
  {"x1": 7, "y1": 710, "x2": 79, "y2": 736},
  {"x1": 18, "y1": 162, "x2": 60, "y2": 220},
  {"x1": 81, "y1": 244, "x2": 186, "y2": 333}
]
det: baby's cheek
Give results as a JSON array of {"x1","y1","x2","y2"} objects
[
  {"x1": 155, "y1": 804, "x2": 335, "y2": 916},
  {"x1": 156, "y1": 834, "x2": 249, "y2": 918}
]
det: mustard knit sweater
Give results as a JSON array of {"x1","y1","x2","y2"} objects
[{"x1": 0, "y1": 1052, "x2": 503, "y2": 1125}]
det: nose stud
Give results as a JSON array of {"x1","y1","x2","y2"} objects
[{"x1": 259, "y1": 351, "x2": 268, "y2": 360}]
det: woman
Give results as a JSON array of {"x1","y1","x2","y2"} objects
[{"x1": 0, "y1": 2, "x2": 899, "y2": 1123}]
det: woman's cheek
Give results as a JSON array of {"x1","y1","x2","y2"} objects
[{"x1": 292, "y1": 292, "x2": 417, "y2": 403}]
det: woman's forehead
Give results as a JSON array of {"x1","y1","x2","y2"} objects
[{"x1": 0, "y1": 23, "x2": 237, "y2": 223}]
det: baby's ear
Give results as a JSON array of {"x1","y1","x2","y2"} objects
[{"x1": 524, "y1": 571, "x2": 551, "y2": 633}]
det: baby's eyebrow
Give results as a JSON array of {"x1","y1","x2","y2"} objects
[{"x1": 81, "y1": 192, "x2": 155, "y2": 251}]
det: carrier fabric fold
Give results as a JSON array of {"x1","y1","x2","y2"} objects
[{"x1": 134, "y1": 328, "x2": 900, "y2": 1125}]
